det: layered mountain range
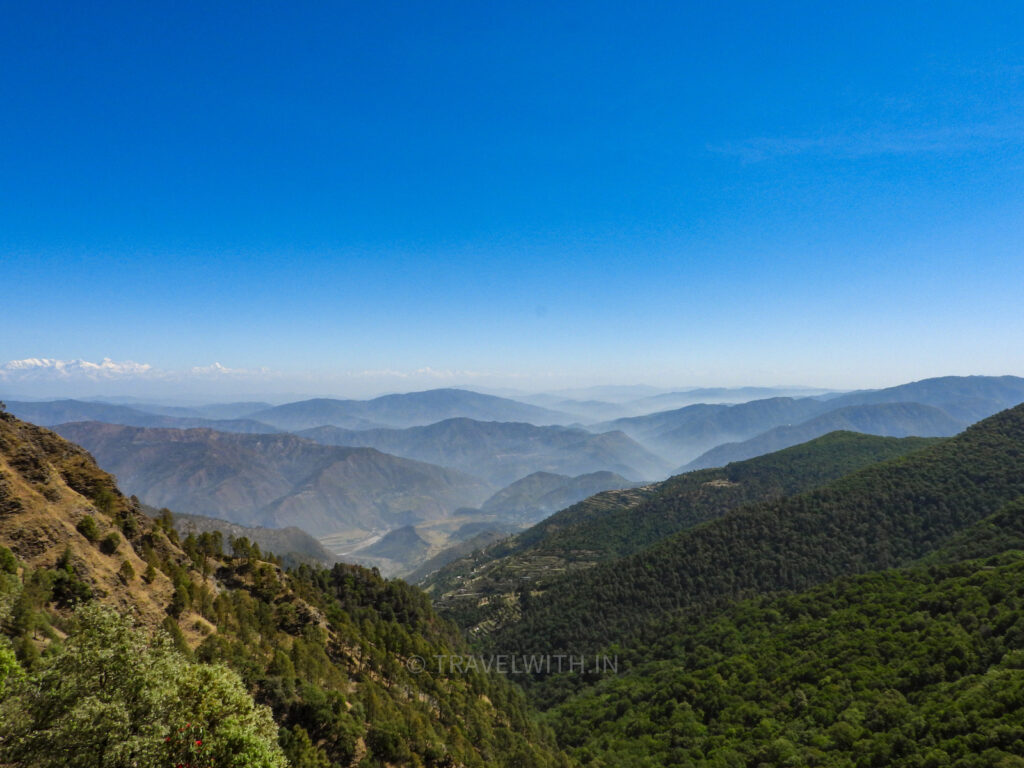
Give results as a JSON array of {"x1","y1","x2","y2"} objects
[
  {"x1": 4, "y1": 375, "x2": 1022, "y2": 576},
  {"x1": 298, "y1": 418, "x2": 667, "y2": 486},
  {"x1": 596, "y1": 375, "x2": 1024, "y2": 464},
  {"x1": 53, "y1": 422, "x2": 493, "y2": 536},
  {"x1": 424, "y1": 402, "x2": 1024, "y2": 764}
]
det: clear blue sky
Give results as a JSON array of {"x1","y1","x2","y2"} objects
[{"x1": 2, "y1": 1, "x2": 1023, "y2": 395}]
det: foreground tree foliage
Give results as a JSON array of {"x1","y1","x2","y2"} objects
[
  {"x1": 0, "y1": 540, "x2": 569, "y2": 768},
  {"x1": 0, "y1": 603, "x2": 286, "y2": 768}
]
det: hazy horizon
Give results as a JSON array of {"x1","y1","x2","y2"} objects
[
  {"x1": 3, "y1": 4, "x2": 1023, "y2": 396},
  {"x1": 1, "y1": 355, "x2": 1020, "y2": 404}
]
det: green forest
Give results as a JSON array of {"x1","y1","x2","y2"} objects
[
  {"x1": 548, "y1": 552, "x2": 1024, "y2": 767},
  {"x1": 425, "y1": 432, "x2": 941, "y2": 633},
  {"x1": 490, "y1": 406, "x2": 1024, "y2": 661},
  {"x1": 3, "y1": 404, "x2": 1024, "y2": 766}
]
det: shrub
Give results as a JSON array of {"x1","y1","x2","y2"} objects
[
  {"x1": 0, "y1": 546, "x2": 17, "y2": 574},
  {"x1": 76, "y1": 515, "x2": 99, "y2": 543},
  {"x1": 100, "y1": 532, "x2": 120, "y2": 555}
]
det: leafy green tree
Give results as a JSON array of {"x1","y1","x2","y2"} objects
[
  {"x1": 280, "y1": 725, "x2": 331, "y2": 768},
  {"x1": 165, "y1": 662, "x2": 287, "y2": 768},
  {"x1": 75, "y1": 515, "x2": 100, "y2": 543},
  {"x1": 0, "y1": 545, "x2": 17, "y2": 574},
  {"x1": 0, "y1": 639, "x2": 23, "y2": 698},
  {"x1": 0, "y1": 603, "x2": 286, "y2": 768}
]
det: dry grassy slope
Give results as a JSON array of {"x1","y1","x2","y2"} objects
[{"x1": 0, "y1": 410, "x2": 174, "y2": 626}]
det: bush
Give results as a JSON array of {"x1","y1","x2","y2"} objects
[
  {"x1": 100, "y1": 532, "x2": 120, "y2": 555},
  {"x1": 76, "y1": 515, "x2": 99, "y2": 543},
  {"x1": 92, "y1": 487, "x2": 116, "y2": 516},
  {"x1": 0, "y1": 546, "x2": 17, "y2": 574},
  {"x1": 118, "y1": 512, "x2": 139, "y2": 539}
]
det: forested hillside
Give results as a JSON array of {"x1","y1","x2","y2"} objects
[
  {"x1": 547, "y1": 552, "x2": 1024, "y2": 766},
  {"x1": 426, "y1": 432, "x2": 940, "y2": 634},
  {"x1": 0, "y1": 411, "x2": 570, "y2": 767},
  {"x1": 491, "y1": 404, "x2": 1024, "y2": 660}
]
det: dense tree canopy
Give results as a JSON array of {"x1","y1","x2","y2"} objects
[{"x1": 0, "y1": 603, "x2": 286, "y2": 768}]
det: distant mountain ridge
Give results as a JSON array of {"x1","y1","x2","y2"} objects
[
  {"x1": 683, "y1": 401, "x2": 964, "y2": 470},
  {"x1": 4, "y1": 399, "x2": 279, "y2": 434},
  {"x1": 251, "y1": 388, "x2": 573, "y2": 430},
  {"x1": 822, "y1": 374, "x2": 1024, "y2": 422},
  {"x1": 597, "y1": 375, "x2": 1024, "y2": 465},
  {"x1": 596, "y1": 396, "x2": 829, "y2": 464},
  {"x1": 299, "y1": 417, "x2": 668, "y2": 485},
  {"x1": 53, "y1": 422, "x2": 493, "y2": 535}
]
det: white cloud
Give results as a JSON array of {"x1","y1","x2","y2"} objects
[{"x1": 1, "y1": 357, "x2": 154, "y2": 379}]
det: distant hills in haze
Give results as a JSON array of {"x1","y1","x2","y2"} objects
[
  {"x1": 3, "y1": 398, "x2": 280, "y2": 434},
  {"x1": 53, "y1": 422, "x2": 492, "y2": 536},
  {"x1": 596, "y1": 396, "x2": 834, "y2": 465},
  {"x1": 5, "y1": 375, "x2": 1023, "y2": 576},
  {"x1": 11, "y1": 378, "x2": 1023, "y2": 475},
  {"x1": 517, "y1": 385, "x2": 835, "y2": 421},
  {"x1": 479, "y1": 470, "x2": 640, "y2": 521},
  {"x1": 249, "y1": 388, "x2": 574, "y2": 430},
  {"x1": 598, "y1": 375, "x2": 1024, "y2": 465},
  {"x1": 682, "y1": 401, "x2": 964, "y2": 470},
  {"x1": 298, "y1": 418, "x2": 668, "y2": 485}
]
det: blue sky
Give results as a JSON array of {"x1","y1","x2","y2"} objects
[{"x1": 2, "y1": 1, "x2": 1023, "y2": 396}]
